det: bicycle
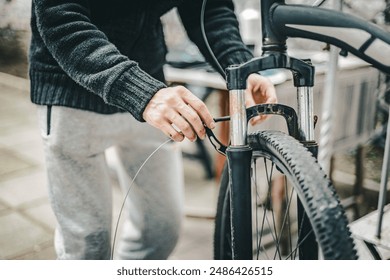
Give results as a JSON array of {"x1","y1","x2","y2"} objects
[{"x1": 201, "y1": 0, "x2": 390, "y2": 260}]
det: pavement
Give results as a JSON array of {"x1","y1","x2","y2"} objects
[{"x1": 0, "y1": 71, "x2": 387, "y2": 260}]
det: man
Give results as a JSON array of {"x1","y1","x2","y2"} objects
[{"x1": 30, "y1": 0, "x2": 276, "y2": 259}]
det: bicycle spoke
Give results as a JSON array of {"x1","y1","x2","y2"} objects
[
  {"x1": 253, "y1": 160, "x2": 261, "y2": 259},
  {"x1": 273, "y1": 180, "x2": 295, "y2": 259},
  {"x1": 294, "y1": 208, "x2": 309, "y2": 259},
  {"x1": 254, "y1": 158, "x2": 272, "y2": 259},
  {"x1": 262, "y1": 158, "x2": 284, "y2": 259},
  {"x1": 253, "y1": 156, "x2": 309, "y2": 260},
  {"x1": 254, "y1": 158, "x2": 292, "y2": 259},
  {"x1": 285, "y1": 176, "x2": 293, "y2": 258},
  {"x1": 286, "y1": 227, "x2": 314, "y2": 260}
]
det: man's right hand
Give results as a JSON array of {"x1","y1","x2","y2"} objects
[{"x1": 143, "y1": 86, "x2": 216, "y2": 142}]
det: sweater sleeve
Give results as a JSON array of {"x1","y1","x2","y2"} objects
[
  {"x1": 177, "y1": 0, "x2": 254, "y2": 78},
  {"x1": 32, "y1": 0, "x2": 166, "y2": 121}
]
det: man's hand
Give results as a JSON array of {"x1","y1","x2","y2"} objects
[
  {"x1": 143, "y1": 86, "x2": 215, "y2": 142},
  {"x1": 143, "y1": 74, "x2": 276, "y2": 142},
  {"x1": 245, "y1": 73, "x2": 277, "y2": 125}
]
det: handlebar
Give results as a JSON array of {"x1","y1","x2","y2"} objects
[{"x1": 267, "y1": 3, "x2": 390, "y2": 74}]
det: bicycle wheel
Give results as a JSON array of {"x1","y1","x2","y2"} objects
[{"x1": 214, "y1": 130, "x2": 357, "y2": 260}]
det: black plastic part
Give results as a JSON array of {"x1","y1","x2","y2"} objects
[
  {"x1": 205, "y1": 126, "x2": 227, "y2": 156},
  {"x1": 206, "y1": 103, "x2": 302, "y2": 156},
  {"x1": 246, "y1": 103, "x2": 300, "y2": 140},
  {"x1": 227, "y1": 146, "x2": 253, "y2": 260}
]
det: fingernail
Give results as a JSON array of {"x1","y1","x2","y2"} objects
[{"x1": 210, "y1": 122, "x2": 216, "y2": 129}]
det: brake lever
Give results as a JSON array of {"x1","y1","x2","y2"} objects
[{"x1": 204, "y1": 117, "x2": 229, "y2": 156}]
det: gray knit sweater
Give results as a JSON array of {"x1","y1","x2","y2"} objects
[{"x1": 29, "y1": 0, "x2": 253, "y2": 121}]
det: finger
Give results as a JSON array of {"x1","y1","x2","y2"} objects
[
  {"x1": 177, "y1": 104, "x2": 206, "y2": 140},
  {"x1": 250, "y1": 116, "x2": 261, "y2": 125},
  {"x1": 169, "y1": 113, "x2": 197, "y2": 142},
  {"x1": 182, "y1": 94, "x2": 215, "y2": 129},
  {"x1": 264, "y1": 87, "x2": 278, "y2": 104},
  {"x1": 245, "y1": 90, "x2": 256, "y2": 108},
  {"x1": 161, "y1": 122, "x2": 185, "y2": 142},
  {"x1": 250, "y1": 115, "x2": 268, "y2": 126},
  {"x1": 247, "y1": 74, "x2": 278, "y2": 104}
]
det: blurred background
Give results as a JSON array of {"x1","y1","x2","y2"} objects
[{"x1": 0, "y1": 0, "x2": 389, "y2": 260}]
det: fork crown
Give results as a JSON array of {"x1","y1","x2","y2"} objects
[{"x1": 226, "y1": 53, "x2": 315, "y2": 90}]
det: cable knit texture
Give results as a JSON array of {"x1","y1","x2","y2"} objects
[{"x1": 30, "y1": 0, "x2": 253, "y2": 121}]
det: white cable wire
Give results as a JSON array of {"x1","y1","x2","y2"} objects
[{"x1": 111, "y1": 138, "x2": 173, "y2": 259}]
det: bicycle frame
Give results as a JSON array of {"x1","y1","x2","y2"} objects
[{"x1": 224, "y1": 0, "x2": 390, "y2": 260}]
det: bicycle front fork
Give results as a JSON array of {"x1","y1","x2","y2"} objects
[
  {"x1": 227, "y1": 88, "x2": 253, "y2": 260},
  {"x1": 296, "y1": 86, "x2": 319, "y2": 260},
  {"x1": 227, "y1": 85, "x2": 318, "y2": 259}
]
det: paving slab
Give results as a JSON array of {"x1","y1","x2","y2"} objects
[
  {"x1": 0, "y1": 200, "x2": 9, "y2": 212},
  {"x1": 170, "y1": 217, "x2": 214, "y2": 260},
  {"x1": 0, "y1": 147, "x2": 36, "y2": 181},
  {"x1": 13, "y1": 243, "x2": 56, "y2": 260},
  {"x1": 0, "y1": 171, "x2": 48, "y2": 208},
  {"x1": 0, "y1": 212, "x2": 52, "y2": 259},
  {"x1": 22, "y1": 202, "x2": 57, "y2": 232}
]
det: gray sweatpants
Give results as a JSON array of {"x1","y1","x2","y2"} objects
[{"x1": 37, "y1": 105, "x2": 184, "y2": 259}]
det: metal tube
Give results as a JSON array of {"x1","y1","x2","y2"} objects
[
  {"x1": 229, "y1": 89, "x2": 247, "y2": 146},
  {"x1": 297, "y1": 87, "x2": 315, "y2": 142},
  {"x1": 376, "y1": 106, "x2": 390, "y2": 238},
  {"x1": 318, "y1": 0, "x2": 341, "y2": 175},
  {"x1": 318, "y1": 46, "x2": 339, "y2": 173}
]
